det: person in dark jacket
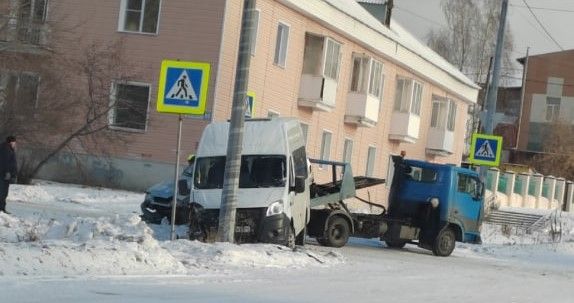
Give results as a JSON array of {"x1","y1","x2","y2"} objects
[{"x1": 0, "y1": 136, "x2": 17, "y2": 213}]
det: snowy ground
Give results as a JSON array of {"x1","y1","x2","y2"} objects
[{"x1": 1, "y1": 182, "x2": 574, "y2": 302}]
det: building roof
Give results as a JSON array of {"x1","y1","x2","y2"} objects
[{"x1": 280, "y1": 0, "x2": 479, "y2": 103}]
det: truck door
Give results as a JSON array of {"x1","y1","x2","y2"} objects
[
  {"x1": 289, "y1": 147, "x2": 310, "y2": 235},
  {"x1": 452, "y1": 173, "x2": 483, "y2": 236}
]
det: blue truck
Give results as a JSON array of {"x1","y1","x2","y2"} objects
[{"x1": 307, "y1": 155, "x2": 484, "y2": 256}]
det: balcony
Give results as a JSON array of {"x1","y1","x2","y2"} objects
[
  {"x1": 426, "y1": 127, "x2": 454, "y2": 156},
  {"x1": 297, "y1": 74, "x2": 337, "y2": 112},
  {"x1": 0, "y1": 15, "x2": 50, "y2": 51},
  {"x1": 344, "y1": 92, "x2": 379, "y2": 127},
  {"x1": 388, "y1": 112, "x2": 420, "y2": 143}
]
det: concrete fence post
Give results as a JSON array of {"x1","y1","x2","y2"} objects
[
  {"x1": 504, "y1": 171, "x2": 516, "y2": 207},
  {"x1": 488, "y1": 167, "x2": 500, "y2": 193},
  {"x1": 556, "y1": 178, "x2": 566, "y2": 210},
  {"x1": 544, "y1": 176, "x2": 556, "y2": 209},
  {"x1": 533, "y1": 173, "x2": 544, "y2": 209},
  {"x1": 518, "y1": 173, "x2": 530, "y2": 208},
  {"x1": 565, "y1": 181, "x2": 574, "y2": 212}
]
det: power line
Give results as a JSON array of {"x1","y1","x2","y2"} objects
[
  {"x1": 394, "y1": 5, "x2": 444, "y2": 27},
  {"x1": 510, "y1": 4, "x2": 574, "y2": 13},
  {"x1": 521, "y1": 0, "x2": 564, "y2": 51}
]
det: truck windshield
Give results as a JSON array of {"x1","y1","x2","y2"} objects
[{"x1": 194, "y1": 155, "x2": 286, "y2": 189}]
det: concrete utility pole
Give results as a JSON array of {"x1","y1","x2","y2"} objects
[
  {"x1": 483, "y1": 0, "x2": 509, "y2": 134},
  {"x1": 218, "y1": 0, "x2": 257, "y2": 242}
]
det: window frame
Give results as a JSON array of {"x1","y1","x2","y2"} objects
[
  {"x1": 108, "y1": 80, "x2": 151, "y2": 132},
  {"x1": 342, "y1": 138, "x2": 353, "y2": 164},
  {"x1": 365, "y1": 146, "x2": 376, "y2": 177},
  {"x1": 545, "y1": 96, "x2": 560, "y2": 122},
  {"x1": 393, "y1": 76, "x2": 422, "y2": 116},
  {"x1": 320, "y1": 130, "x2": 332, "y2": 163},
  {"x1": 249, "y1": 8, "x2": 260, "y2": 56},
  {"x1": 117, "y1": 0, "x2": 162, "y2": 35},
  {"x1": 368, "y1": 59, "x2": 384, "y2": 100},
  {"x1": 299, "y1": 122, "x2": 309, "y2": 146},
  {"x1": 349, "y1": 54, "x2": 370, "y2": 94},
  {"x1": 273, "y1": 21, "x2": 290, "y2": 68},
  {"x1": 322, "y1": 37, "x2": 342, "y2": 80},
  {"x1": 447, "y1": 99, "x2": 457, "y2": 131},
  {"x1": 0, "y1": 70, "x2": 40, "y2": 110}
]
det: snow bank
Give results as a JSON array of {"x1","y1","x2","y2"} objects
[{"x1": 0, "y1": 211, "x2": 343, "y2": 277}]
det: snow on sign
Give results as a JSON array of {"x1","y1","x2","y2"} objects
[
  {"x1": 469, "y1": 133, "x2": 503, "y2": 167},
  {"x1": 157, "y1": 60, "x2": 211, "y2": 115}
]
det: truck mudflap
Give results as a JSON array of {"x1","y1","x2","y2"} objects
[{"x1": 188, "y1": 207, "x2": 292, "y2": 245}]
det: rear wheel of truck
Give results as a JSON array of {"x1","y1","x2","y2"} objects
[
  {"x1": 432, "y1": 227, "x2": 456, "y2": 257},
  {"x1": 323, "y1": 216, "x2": 350, "y2": 248}
]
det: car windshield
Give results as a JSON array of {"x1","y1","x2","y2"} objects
[{"x1": 194, "y1": 155, "x2": 286, "y2": 189}]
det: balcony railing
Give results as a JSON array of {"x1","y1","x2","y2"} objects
[
  {"x1": 388, "y1": 111, "x2": 420, "y2": 143},
  {"x1": 344, "y1": 92, "x2": 379, "y2": 127},
  {"x1": 426, "y1": 127, "x2": 454, "y2": 156},
  {"x1": 297, "y1": 74, "x2": 337, "y2": 112},
  {"x1": 0, "y1": 16, "x2": 48, "y2": 46}
]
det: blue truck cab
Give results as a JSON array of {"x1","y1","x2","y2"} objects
[{"x1": 383, "y1": 156, "x2": 484, "y2": 255}]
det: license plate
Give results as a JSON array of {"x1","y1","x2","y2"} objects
[{"x1": 235, "y1": 226, "x2": 251, "y2": 233}]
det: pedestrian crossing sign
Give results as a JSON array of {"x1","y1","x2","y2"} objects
[
  {"x1": 244, "y1": 91, "x2": 255, "y2": 118},
  {"x1": 157, "y1": 60, "x2": 210, "y2": 115},
  {"x1": 469, "y1": 133, "x2": 503, "y2": 167}
]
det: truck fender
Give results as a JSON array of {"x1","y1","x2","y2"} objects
[{"x1": 445, "y1": 222, "x2": 463, "y2": 242}]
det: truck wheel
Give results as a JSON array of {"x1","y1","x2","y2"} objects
[
  {"x1": 324, "y1": 216, "x2": 350, "y2": 248},
  {"x1": 385, "y1": 240, "x2": 407, "y2": 249},
  {"x1": 315, "y1": 237, "x2": 328, "y2": 246},
  {"x1": 432, "y1": 227, "x2": 456, "y2": 257}
]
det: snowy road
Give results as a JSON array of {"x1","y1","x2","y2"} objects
[{"x1": 1, "y1": 183, "x2": 573, "y2": 302}]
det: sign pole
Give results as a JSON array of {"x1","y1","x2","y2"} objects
[{"x1": 170, "y1": 114, "x2": 183, "y2": 240}]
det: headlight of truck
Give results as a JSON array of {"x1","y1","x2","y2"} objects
[
  {"x1": 430, "y1": 197, "x2": 440, "y2": 208},
  {"x1": 266, "y1": 200, "x2": 284, "y2": 217}
]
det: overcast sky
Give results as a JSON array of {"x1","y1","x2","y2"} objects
[{"x1": 393, "y1": 0, "x2": 574, "y2": 60}]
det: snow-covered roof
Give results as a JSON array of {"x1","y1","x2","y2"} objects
[{"x1": 279, "y1": 0, "x2": 479, "y2": 103}]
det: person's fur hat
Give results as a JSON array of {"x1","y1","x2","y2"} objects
[{"x1": 5, "y1": 136, "x2": 16, "y2": 143}]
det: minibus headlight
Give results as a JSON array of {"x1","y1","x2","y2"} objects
[{"x1": 266, "y1": 200, "x2": 284, "y2": 217}]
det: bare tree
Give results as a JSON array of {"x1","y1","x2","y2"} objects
[
  {"x1": 528, "y1": 122, "x2": 574, "y2": 181},
  {"x1": 427, "y1": 0, "x2": 515, "y2": 84}
]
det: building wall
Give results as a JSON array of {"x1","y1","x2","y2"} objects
[
  {"x1": 212, "y1": 0, "x2": 471, "y2": 204},
  {"x1": 517, "y1": 50, "x2": 574, "y2": 152},
  {"x1": 3, "y1": 0, "x2": 476, "y2": 195}
]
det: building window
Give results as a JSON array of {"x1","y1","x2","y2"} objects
[
  {"x1": 545, "y1": 97, "x2": 560, "y2": 122},
  {"x1": 342, "y1": 138, "x2": 353, "y2": 164},
  {"x1": 15, "y1": 0, "x2": 48, "y2": 44},
  {"x1": 0, "y1": 70, "x2": 39, "y2": 110},
  {"x1": 320, "y1": 131, "x2": 332, "y2": 162},
  {"x1": 300, "y1": 122, "x2": 309, "y2": 145},
  {"x1": 274, "y1": 22, "x2": 290, "y2": 67},
  {"x1": 365, "y1": 146, "x2": 376, "y2": 177},
  {"x1": 431, "y1": 97, "x2": 457, "y2": 131},
  {"x1": 394, "y1": 77, "x2": 422, "y2": 115},
  {"x1": 323, "y1": 38, "x2": 342, "y2": 80},
  {"x1": 350, "y1": 55, "x2": 384, "y2": 100},
  {"x1": 368, "y1": 60, "x2": 384, "y2": 99},
  {"x1": 109, "y1": 82, "x2": 150, "y2": 131},
  {"x1": 249, "y1": 9, "x2": 260, "y2": 56},
  {"x1": 447, "y1": 99, "x2": 457, "y2": 131},
  {"x1": 350, "y1": 55, "x2": 369, "y2": 94},
  {"x1": 118, "y1": 0, "x2": 161, "y2": 34}
]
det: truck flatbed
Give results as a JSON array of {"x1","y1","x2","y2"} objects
[{"x1": 309, "y1": 159, "x2": 385, "y2": 208}]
